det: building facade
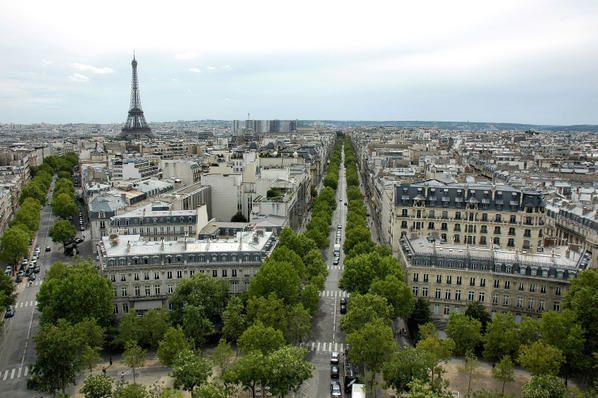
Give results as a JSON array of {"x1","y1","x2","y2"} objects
[
  {"x1": 400, "y1": 236, "x2": 588, "y2": 322},
  {"x1": 392, "y1": 180, "x2": 546, "y2": 253},
  {"x1": 98, "y1": 230, "x2": 277, "y2": 316}
]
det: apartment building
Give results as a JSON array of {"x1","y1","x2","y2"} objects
[
  {"x1": 392, "y1": 179, "x2": 546, "y2": 253},
  {"x1": 400, "y1": 236, "x2": 588, "y2": 321},
  {"x1": 98, "y1": 230, "x2": 277, "y2": 316}
]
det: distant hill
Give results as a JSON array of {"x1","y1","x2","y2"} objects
[{"x1": 306, "y1": 120, "x2": 598, "y2": 132}]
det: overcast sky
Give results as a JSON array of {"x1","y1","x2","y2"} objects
[{"x1": 1, "y1": 0, "x2": 597, "y2": 125}]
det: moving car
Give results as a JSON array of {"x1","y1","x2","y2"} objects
[
  {"x1": 330, "y1": 365, "x2": 339, "y2": 379},
  {"x1": 333, "y1": 257, "x2": 340, "y2": 265},
  {"x1": 330, "y1": 352, "x2": 339, "y2": 364}
]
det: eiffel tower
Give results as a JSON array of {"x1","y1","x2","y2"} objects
[{"x1": 120, "y1": 54, "x2": 153, "y2": 140}]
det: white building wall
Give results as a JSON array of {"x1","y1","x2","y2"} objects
[{"x1": 202, "y1": 173, "x2": 242, "y2": 221}]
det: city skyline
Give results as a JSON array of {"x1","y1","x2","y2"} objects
[{"x1": 1, "y1": 0, "x2": 597, "y2": 125}]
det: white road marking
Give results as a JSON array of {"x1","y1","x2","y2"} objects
[
  {"x1": 2, "y1": 370, "x2": 7, "y2": 381},
  {"x1": 23, "y1": 366, "x2": 28, "y2": 377},
  {"x1": 10, "y1": 368, "x2": 15, "y2": 379},
  {"x1": 17, "y1": 367, "x2": 21, "y2": 378}
]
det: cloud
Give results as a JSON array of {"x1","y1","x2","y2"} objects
[
  {"x1": 221, "y1": 64, "x2": 231, "y2": 70},
  {"x1": 69, "y1": 73, "x2": 89, "y2": 82},
  {"x1": 207, "y1": 65, "x2": 216, "y2": 71},
  {"x1": 41, "y1": 59, "x2": 53, "y2": 67},
  {"x1": 175, "y1": 51, "x2": 200, "y2": 60},
  {"x1": 71, "y1": 63, "x2": 114, "y2": 74},
  {"x1": 188, "y1": 68, "x2": 201, "y2": 73}
]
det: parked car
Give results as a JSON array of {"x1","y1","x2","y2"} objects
[
  {"x1": 33, "y1": 265, "x2": 40, "y2": 273},
  {"x1": 4, "y1": 265, "x2": 12, "y2": 276},
  {"x1": 340, "y1": 303, "x2": 347, "y2": 314},
  {"x1": 15, "y1": 273, "x2": 22, "y2": 283},
  {"x1": 4, "y1": 306, "x2": 15, "y2": 318},
  {"x1": 333, "y1": 257, "x2": 340, "y2": 265},
  {"x1": 75, "y1": 237, "x2": 84, "y2": 244},
  {"x1": 330, "y1": 365, "x2": 339, "y2": 379},
  {"x1": 330, "y1": 381, "x2": 342, "y2": 397},
  {"x1": 28, "y1": 273, "x2": 36, "y2": 281},
  {"x1": 45, "y1": 246, "x2": 51, "y2": 252},
  {"x1": 330, "y1": 352, "x2": 340, "y2": 364}
]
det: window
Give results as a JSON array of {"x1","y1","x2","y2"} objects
[
  {"x1": 412, "y1": 286, "x2": 419, "y2": 296},
  {"x1": 120, "y1": 274, "x2": 126, "y2": 282},
  {"x1": 401, "y1": 221, "x2": 407, "y2": 228},
  {"x1": 144, "y1": 272, "x2": 150, "y2": 280},
  {"x1": 121, "y1": 287, "x2": 128, "y2": 297},
  {"x1": 530, "y1": 283, "x2": 536, "y2": 292},
  {"x1": 435, "y1": 289, "x2": 441, "y2": 299},
  {"x1": 134, "y1": 273, "x2": 139, "y2": 281},
  {"x1": 413, "y1": 273, "x2": 419, "y2": 282},
  {"x1": 454, "y1": 234, "x2": 461, "y2": 243},
  {"x1": 468, "y1": 291, "x2": 475, "y2": 301},
  {"x1": 401, "y1": 209, "x2": 408, "y2": 217},
  {"x1": 493, "y1": 237, "x2": 500, "y2": 245},
  {"x1": 189, "y1": 270, "x2": 195, "y2": 277},
  {"x1": 481, "y1": 213, "x2": 488, "y2": 221},
  {"x1": 445, "y1": 289, "x2": 451, "y2": 300},
  {"x1": 154, "y1": 285, "x2": 161, "y2": 295},
  {"x1": 436, "y1": 275, "x2": 442, "y2": 284},
  {"x1": 494, "y1": 226, "x2": 501, "y2": 234},
  {"x1": 455, "y1": 290, "x2": 461, "y2": 301},
  {"x1": 114, "y1": 304, "x2": 118, "y2": 314},
  {"x1": 110, "y1": 274, "x2": 116, "y2": 282},
  {"x1": 429, "y1": 210, "x2": 435, "y2": 218},
  {"x1": 508, "y1": 238, "x2": 515, "y2": 247},
  {"x1": 469, "y1": 213, "x2": 475, "y2": 222},
  {"x1": 122, "y1": 303, "x2": 129, "y2": 313},
  {"x1": 503, "y1": 295, "x2": 510, "y2": 305},
  {"x1": 442, "y1": 211, "x2": 448, "y2": 219},
  {"x1": 508, "y1": 227, "x2": 516, "y2": 236},
  {"x1": 212, "y1": 270, "x2": 218, "y2": 277},
  {"x1": 492, "y1": 294, "x2": 499, "y2": 305},
  {"x1": 446, "y1": 275, "x2": 452, "y2": 285},
  {"x1": 456, "y1": 276, "x2": 462, "y2": 285},
  {"x1": 423, "y1": 274, "x2": 429, "y2": 283},
  {"x1": 428, "y1": 222, "x2": 435, "y2": 230},
  {"x1": 443, "y1": 305, "x2": 450, "y2": 315},
  {"x1": 113, "y1": 287, "x2": 117, "y2": 297},
  {"x1": 154, "y1": 272, "x2": 160, "y2": 280},
  {"x1": 553, "y1": 302, "x2": 560, "y2": 312},
  {"x1": 541, "y1": 285, "x2": 547, "y2": 294},
  {"x1": 177, "y1": 270, "x2": 183, "y2": 279},
  {"x1": 134, "y1": 286, "x2": 140, "y2": 296},
  {"x1": 479, "y1": 292, "x2": 485, "y2": 302},
  {"x1": 469, "y1": 277, "x2": 476, "y2": 287},
  {"x1": 480, "y1": 225, "x2": 487, "y2": 234},
  {"x1": 504, "y1": 281, "x2": 511, "y2": 289},
  {"x1": 518, "y1": 282, "x2": 524, "y2": 291},
  {"x1": 510, "y1": 215, "x2": 517, "y2": 224},
  {"x1": 454, "y1": 224, "x2": 461, "y2": 232},
  {"x1": 528, "y1": 298, "x2": 535, "y2": 310},
  {"x1": 232, "y1": 269, "x2": 237, "y2": 277},
  {"x1": 422, "y1": 287, "x2": 428, "y2": 297},
  {"x1": 539, "y1": 300, "x2": 545, "y2": 311},
  {"x1": 455, "y1": 212, "x2": 461, "y2": 220},
  {"x1": 517, "y1": 297, "x2": 523, "y2": 308},
  {"x1": 441, "y1": 223, "x2": 448, "y2": 231},
  {"x1": 145, "y1": 285, "x2": 151, "y2": 296},
  {"x1": 524, "y1": 229, "x2": 531, "y2": 238},
  {"x1": 495, "y1": 214, "x2": 502, "y2": 222},
  {"x1": 494, "y1": 279, "x2": 500, "y2": 288},
  {"x1": 555, "y1": 287, "x2": 562, "y2": 296},
  {"x1": 167, "y1": 285, "x2": 174, "y2": 294},
  {"x1": 167, "y1": 271, "x2": 172, "y2": 279},
  {"x1": 222, "y1": 269, "x2": 228, "y2": 277}
]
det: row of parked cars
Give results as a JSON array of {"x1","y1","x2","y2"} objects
[{"x1": 330, "y1": 352, "x2": 342, "y2": 396}]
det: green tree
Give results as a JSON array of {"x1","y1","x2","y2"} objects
[
  {"x1": 225, "y1": 351, "x2": 267, "y2": 398},
  {"x1": 49, "y1": 219, "x2": 77, "y2": 246},
  {"x1": 113, "y1": 383, "x2": 150, "y2": 398},
  {"x1": 522, "y1": 375, "x2": 567, "y2": 398},
  {"x1": 171, "y1": 349, "x2": 211, "y2": 391},
  {"x1": 405, "y1": 378, "x2": 453, "y2": 398},
  {"x1": 540, "y1": 310, "x2": 586, "y2": 380},
  {"x1": 517, "y1": 341, "x2": 564, "y2": 376},
  {"x1": 37, "y1": 261, "x2": 113, "y2": 327},
  {"x1": 492, "y1": 356, "x2": 514, "y2": 395},
  {"x1": 248, "y1": 259, "x2": 301, "y2": 305},
  {"x1": 300, "y1": 282, "x2": 321, "y2": 314},
  {"x1": 369, "y1": 275, "x2": 414, "y2": 320},
  {"x1": 285, "y1": 303, "x2": 311, "y2": 344},
  {"x1": 0, "y1": 225, "x2": 29, "y2": 265},
  {"x1": 277, "y1": 228, "x2": 317, "y2": 260},
  {"x1": 14, "y1": 199, "x2": 41, "y2": 232},
  {"x1": 20, "y1": 182, "x2": 47, "y2": 206},
  {"x1": 0, "y1": 273, "x2": 16, "y2": 307},
  {"x1": 52, "y1": 192, "x2": 78, "y2": 218},
  {"x1": 483, "y1": 313, "x2": 520, "y2": 363},
  {"x1": 347, "y1": 319, "x2": 396, "y2": 396},
  {"x1": 123, "y1": 341, "x2": 146, "y2": 384},
  {"x1": 29, "y1": 319, "x2": 104, "y2": 395},
  {"x1": 408, "y1": 298, "x2": 432, "y2": 340},
  {"x1": 247, "y1": 293, "x2": 288, "y2": 332},
  {"x1": 138, "y1": 308, "x2": 169, "y2": 349},
  {"x1": 266, "y1": 346, "x2": 313, "y2": 397},
  {"x1": 519, "y1": 316, "x2": 541, "y2": 345},
  {"x1": 340, "y1": 251, "x2": 402, "y2": 294},
  {"x1": 458, "y1": 352, "x2": 480, "y2": 397},
  {"x1": 169, "y1": 273, "x2": 229, "y2": 343},
  {"x1": 465, "y1": 301, "x2": 492, "y2": 333},
  {"x1": 213, "y1": 338, "x2": 234, "y2": 378},
  {"x1": 383, "y1": 347, "x2": 434, "y2": 393},
  {"x1": 222, "y1": 295, "x2": 247, "y2": 343},
  {"x1": 340, "y1": 292, "x2": 392, "y2": 333},
  {"x1": 445, "y1": 313, "x2": 482, "y2": 356},
  {"x1": 416, "y1": 330, "x2": 455, "y2": 389},
  {"x1": 192, "y1": 383, "x2": 227, "y2": 398},
  {"x1": 81, "y1": 374, "x2": 113, "y2": 398},
  {"x1": 117, "y1": 312, "x2": 143, "y2": 347},
  {"x1": 563, "y1": 268, "x2": 598, "y2": 379},
  {"x1": 157, "y1": 326, "x2": 192, "y2": 367},
  {"x1": 238, "y1": 322, "x2": 285, "y2": 355}
]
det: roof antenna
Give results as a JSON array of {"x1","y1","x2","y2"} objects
[{"x1": 133, "y1": 49, "x2": 136, "y2": 60}]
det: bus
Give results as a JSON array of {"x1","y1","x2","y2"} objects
[{"x1": 352, "y1": 383, "x2": 366, "y2": 398}]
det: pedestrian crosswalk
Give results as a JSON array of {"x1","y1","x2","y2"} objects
[
  {"x1": 319, "y1": 290, "x2": 350, "y2": 298},
  {"x1": 26, "y1": 280, "x2": 43, "y2": 287},
  {"x1": 301, "y1": 341, "x2": 345, "y2": 353},
  {"x1": 14, "y1": 300, "x2": 37, "y2": 309},
  {"x1": 0, "y1": 366, "x2": 29, "y2": 381},
  {"x1": 327, "y1": 265, "x2": 343, "y2": 271}
]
